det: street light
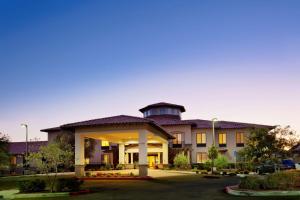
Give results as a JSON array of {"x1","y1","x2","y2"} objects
[
  {"x1": 211, "y1": 118, "x2": 218, "y2": 146},
  {"x1": 21, "y1": 123, "x2": 28, "y2": 158}
]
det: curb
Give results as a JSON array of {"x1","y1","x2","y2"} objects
[{"x1": 226, "y1": 185, "x2": 300, "y2": 196}]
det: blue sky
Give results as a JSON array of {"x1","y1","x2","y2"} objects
[{"x1": 1, "y1": 0, "x2": 300, "y2": 141}]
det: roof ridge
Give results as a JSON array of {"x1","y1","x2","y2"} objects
[{"x1": 61, "y1": 114, "x2": 149, "y2": 127}]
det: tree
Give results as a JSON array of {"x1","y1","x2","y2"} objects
[
  {"x1": 0, "y1": 132, "x2": 10, "y2": 170},
  {"x1": 272, "y1": 126, "x2": 298, "y2": 157},
  {"x1": 27, "y1": 143, "x2": 73, "y2": 192},
  {"x1": 55, "y1": 133, "x2": 96, "y2": 163},
  {"x1": 238, "y1": 127, "x2": 299, "y2": 164},
  {"x1": 208, "y1": 146, "x2": 218, "y2": 173},
  {"x1": 84, "y1": 138, "x2": 96, "y2": 159}
]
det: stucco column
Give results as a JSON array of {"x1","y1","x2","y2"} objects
[
  {"x1": 75, "y1": 133, "x2": 85, "y2": 177},
  {"x1": 157, "y1": 152, "x2": 161, "y2": 164},
  {"x1": 119, "y1": 143, "x2": 125, "y2": 164},
  {"x1": 138, "y1": 130, "x2": 148, "y2": 176},
  {"x1": 162, "y1": 142, "x2": 168, "y2": 165},
  {"x1": 130, "y1": 153, "x2": 133, "y2": 164},
  {"x1": 187, "y1": 150, "x2": 190, "y2": 164}
]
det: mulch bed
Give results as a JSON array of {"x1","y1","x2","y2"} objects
[{"x1": 80, "y1": 176, "x2": 153, "y2": 181}]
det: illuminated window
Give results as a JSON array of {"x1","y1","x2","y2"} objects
[
  {"x1": 173, "y1": 133, "x2": 183, "y2": 148},
  {"x1": 103, "y1": 154, "x2": 110, "y2": 164},
  {"x1": 101, "y1": 140, "x2": 109, "y2": 147},
  {"x1": 218, "y1": 133, "x2": 227, "y2": 147},
  {"x1": 196, "y1": 133, "x2": 206, "y2": 147},
  {"x1": 197, "y1": 152, "x2": 208, "y2": 163},
  {"x1": 236, "y1": 132, "x2": 244, "y2": 147},
  {"x1": 10, "y1": 156, "x2": 16, "y2": 165}
]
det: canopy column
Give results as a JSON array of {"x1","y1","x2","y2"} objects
[
  {"x1": 162, "y1": 141, "x2": 168, "y2": 166},
  {"x1": 119, "y1": 143, "x2": 125, "y2": 164},
  {"x1": 75, "y1": 133, "x2": 85, "y2": 177},
  {"x1": 138, "y1": 130, "x2": 148, "y2": 176}
]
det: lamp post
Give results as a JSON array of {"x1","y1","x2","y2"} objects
[
  {"x1": 211, "y1": 118, "x2": 217, "y2": 146},
  {"x1": 21, "y1": 124, "x2": 28, "y2": 158}
]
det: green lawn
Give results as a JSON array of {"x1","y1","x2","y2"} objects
[{"x1": 1, "y1": 174, "x2": 299, "y2": 200}]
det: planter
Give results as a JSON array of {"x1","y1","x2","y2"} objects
[
  {"x1": 13, "y1": 192, "x2": 69, "y2": 199},
  {"x1": 226, "y1": 185, "x2": 300, "y2": 196},
  {"x1": 80, "y1": 176, "x2": 153, "y2": 181}
]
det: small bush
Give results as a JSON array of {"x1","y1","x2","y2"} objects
[
  {"x1": 263, "y1": 171, "x2": 297, "y2": 190},
  {"x1": 105, "y1": 163, "x2": 113, "y2": 170},
  {"x1": 173, "y1": 152, "x2": 189, "y2": 169},
  {"x1": 215, "y1": 155, "x2": 228, "y2": 170},
  {"x1": 204, "y1": 161, "x2": 212, "y2": 171},
  {"x1": 115, "y1": 164, "x2": 125, "y2": 170},
  {"x1": 18, "y1": 179, "x2": 46, "y2": 193},
  {"x1": 239, "y1": 176, "x2": 263, "y2": 190},
  {"x1": 239, "y1": 172, "x2": 298, "y2": 190},
  {"x1": 55, "y1": 178, "x2": 83, "y2": 192}
]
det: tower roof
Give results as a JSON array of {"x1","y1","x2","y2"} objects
[{"x1": 139, "y1": 102, "x2": 186, "y2": 113}]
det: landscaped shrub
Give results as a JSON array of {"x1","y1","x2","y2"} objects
[
  {"x1": 203, "y1": 160, "x2": 212, "y2": 171},
  {"x1": 239, "y1": 171, "x2": 299, "y2": 190},
  {"x1": 18, "y1": 179, "x2": 46, "y2": 193},
  {"x1": 215, "y1": 155, "x2": 228, "y2": 170},
  {"x1": 262, "y1": 171, "x2": 297, "y2": 190},
  {"x1": 239, "y1": 176, "x2": 263, "y2": 190},
  {"x1": 115, "y1": 164, "x2": 125, "y2": 170},
  {"x1": 173, "y1": 152, "x2": 189, "y2": 169},
  {"x1": 55, "y1": 178, "x2": 83, "y2": 192}
]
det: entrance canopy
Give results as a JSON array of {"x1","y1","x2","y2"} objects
[{"x1": 46, "y1": 115, "x2": 173, "y2": 177}]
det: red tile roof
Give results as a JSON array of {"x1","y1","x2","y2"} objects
[
  {"x1": 42, "y1": 115, "x2": 174, "y2": 139},
  {"x1": 146, "y1": 115, "x2": 192, "y2": 126},
  {"x1": 8, "y1": 141, "x2": 47, "y2": 155},
  {"x1": 183, "y1": 119, "x2": 275, "y2": 129},
  {"x1": 139, "y1": 102, "x2": 186, "y2": 112}
]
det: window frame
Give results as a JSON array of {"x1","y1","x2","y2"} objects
[
  {"x1": 196, "y1": 133, "x2": 206, "y2": 147},
  {"x1": 196, "y1": 152, "x2": 208, "y2": 163},
  {"x1": 218, "y1": 133, "x2": 227, "y2": 147},
  {"x1": 236, "y1": 132, "x2": 245, "y2": 147},
  {"x1": 172, "y1": 133, "x2": 183, "y2": 148}
]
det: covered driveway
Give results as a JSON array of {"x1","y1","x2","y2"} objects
[{"x1": 60, "y1": 115, "x2": 174, "y2": 177}]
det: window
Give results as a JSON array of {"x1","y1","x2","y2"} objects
[
  {"x1": 218, "y1": 133, "x2": 227, "y2": 147},
  {"x1": 101, "y1": 140, "x2": 109, "y2": 146},
  {"x1": 10, "y1": 156, "x2": 16, "y2": 165},
  {"x1": 197, "y1": 152, "x2": 208, "y2": 163},
  {"x1": 196, "y1": 133, "x2": 206, "y2": 147},
  {"x1": 173, "y1": 133, "x2": 182, "y2": 148},
  {"x1": 101, "y1": 140, "x2": 109, "y2": 150},
  {"x1": 102, "y1": 154, "x2": 110, "y2": 164},
  {"x1": 236, "y1": 132, "x2": 244, "y2": 147}
]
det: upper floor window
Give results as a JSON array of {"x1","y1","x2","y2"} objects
[
  {"x1": 196, "y1": 133, "x2": 206, "y2": 147},
  {"x1": 218, "y1": 133, "x2": 227, "y2": 147},
  {"x1": 197, "y1": 152, "x2": 208, "y2": 163},
  {"x1": 101, "y1": 140, "x2": 109, "y2": 146},
  {"x1": 143, "y1": 107, "x2": 181, "y2": 117},
  {"x1": 172, "y1": 133, "x2": 183, "y2": 148},
  {"x1": 236, "y1": 132, "x2": 244, "y2": 147},
  {"x1": 101, "y1": 140, "x2": 110, "y2": 150}
]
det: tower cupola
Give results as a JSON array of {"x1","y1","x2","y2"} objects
[{"x1": 139, "y1": 102, "x2": 185, "y2": 119}]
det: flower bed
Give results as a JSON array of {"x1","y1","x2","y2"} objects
[
  {"x1": 226, "y1": 171, "x2": 300, "y2": 196},
  {"x1": 226, "y1": 185, "x2": 300, "y2": 196},
  {"x1": 83, "y1": 172, "x2": 153, "y2": 180}
]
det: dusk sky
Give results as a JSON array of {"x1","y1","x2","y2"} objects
[{"x1": 1, "y1": 0, "x2": 299, "y2": 142}]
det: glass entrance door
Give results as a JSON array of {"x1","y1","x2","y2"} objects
[{"x1": 147, "y1": 154, "x2": 158, "y2": 168}]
